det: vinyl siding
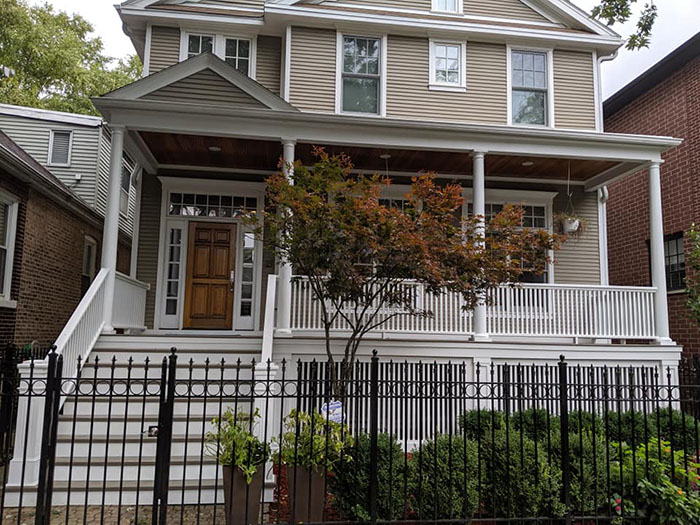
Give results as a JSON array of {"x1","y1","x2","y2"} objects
[
  {"x1": 256, "y1": 35, "x2": 282, "y2": 95},
  {"x1": 142, "y1": 69, "x2": 266, "y2": 108},
  {"x1": 137, "y1": 172, "x2": 162, "y2": 328},
  {"x1": 553, "y1": 189, "x2": 601, "y2": 284},
  {"x1": 386, "y1": 37, "x2": 508, "y2": 125},
  {"x1": 148, "y1": 26, "x2": 181, "y2": 75},
  {"x1": 0, "y1": 114, "x2": 100, "y2": 208},
  {"x1": 324, "y1": 0, "x2": 551, "y2": 22},
  {"x1": 289, "y1": 27, "x2": 337, "y2": 113},
  {"x1": 553, "y1": 50, "x2": 597, "y2": 130}
]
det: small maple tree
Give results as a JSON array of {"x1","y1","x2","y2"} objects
[{"x1": 260, "y1": 149, "x2": 561, "y2": 396}]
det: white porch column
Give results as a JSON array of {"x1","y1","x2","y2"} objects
[
  {"x1": 472, "y1": 151, "x2": 490, "y2": 341},
  {"x1": 101, "y1": 125, "x2": 125, "y2": 332},
  {"x1": 649, "y1": 161, "x2": 672, "y2": 344},
  {"x1": 276, "y1": 139, "x2": 296, "y2": 336}
]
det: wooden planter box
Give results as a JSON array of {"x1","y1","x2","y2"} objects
[{"x1": 223, "y1": 466, "x2": 264, "y2": 525}]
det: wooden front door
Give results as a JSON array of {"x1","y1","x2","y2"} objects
[{"x1": 183, "y1": 222, "x2": 237, "y2": 330}]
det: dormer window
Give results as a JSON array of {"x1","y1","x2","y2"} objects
[
  {"x1": 224, "y1": 38, "x2": 251, "y2": 75},
  {"x1": 187, "y1": 34, "x2": 214, "y2": 59},
  {"x1": 432, "y1": 0, "x2": 462, "y2": 13},
  {"x1": 48, "y1": 130, "x2": 72, "y2": 167}
]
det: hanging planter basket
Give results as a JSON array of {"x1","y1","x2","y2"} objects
[{"x1": 555, "y1": 212, "x2": 586, "y2": 238}]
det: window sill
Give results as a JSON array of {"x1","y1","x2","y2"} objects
[
  {"x1": 0, "y1": 298, "x2": 17, "y2": 309},
  {"x1": 337, "y1": 110, "x2": 383, "y2": 119},
  {"x1": 47, "y1": 163, "x2": 71, "y2": 168},
  {"x1": 429, "y1": 84, "x2": 467, "y2": 93},
  {"x1": 667, "y1": 289, "x2": 687, "y2": 296},
  {"x1": 430, "y1": 9, "x2": 463, "y2": 16}
]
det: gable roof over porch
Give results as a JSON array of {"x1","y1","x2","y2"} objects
[{"x1": 102, "y1": 52, "x2": 298, "y2": 112}]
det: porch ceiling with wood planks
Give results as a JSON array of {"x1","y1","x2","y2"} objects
[{"x1": 139, "y1": 131, "x2": 618, "y2": 182}]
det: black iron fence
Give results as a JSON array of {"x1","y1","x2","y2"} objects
[{"x1": 1, "y1": 349, "x2": 700, "y2": 524}]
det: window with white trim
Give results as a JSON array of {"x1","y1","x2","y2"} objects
[
  {"x1": 0, "y1": 192, "x2": 18, "y2": 304},
  {"x1": 81, "y1": 236, "x2": 97, "y2": 297},
  {"x1": 187, "y1": 34, "x2": 214, "y2": 58},
  {"x1": 120, "y1": 154, "x2": 135, "y2": 215},
  {"x1": 430, "y1": 42, "x2": 465, "y2": 89},
  {"x1": 239, "y1": 232, "x2": 255, "y2": 319},
  {"x1": 224, "y1": 38, "x2": 251, "y2": 75},
  {"x1": 164, "y1": 228, "x2": 183, "y2": 316},
  {"x1": 48, "y1": 130, "x2": 72, "y2": 166},
  {"x1": 341, "y1": 36, "x2": 381, "y2": 115},
  {"x1": 432, "y1": 0, "x2": 460, "y2": 12},
  {"x1": 511, "y1": 50, "x2": 548, "y2": 126}
]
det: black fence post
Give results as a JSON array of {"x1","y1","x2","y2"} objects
[
  {"x1": 0, "y1": 344, "x2": 18, "y2": 465},
  {"x1": 35, "y1": 347, "x2": 62, "y2": 525},
  {"x1": 559, "y1": 355, "x2": 571, "y2": 525},
  {"x1": 153, "y1": 348, "x2": 178, "y2": 525},
  {"x1": 368, "y1": 350, "x2": 379, "y2": 525}
]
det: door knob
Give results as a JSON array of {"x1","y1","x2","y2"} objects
[{"x1": 229, "y1": 270, "x2": 235, "y2": 292}]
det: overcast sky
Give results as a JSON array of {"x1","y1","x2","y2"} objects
[{"x1": 27, "y1": 0, "x2": 700, "y2": 99}]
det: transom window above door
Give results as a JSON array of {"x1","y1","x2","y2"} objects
[
  {"x1": 511, "y1": 49, "x2": 549, "y2": 126},
  {"x1": 341, "y1": 36, "x2": 382, "y2": 115},
  {"x1": 169, "y1": 192, "x2": 258, "y2": 218}
]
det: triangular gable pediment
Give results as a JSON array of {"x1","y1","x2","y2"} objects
[{"x1": 102, "y1": 52, "x2": 298, "y2": 112}]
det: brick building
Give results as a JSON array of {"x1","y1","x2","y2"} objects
[
  {"x1": 604, "y1": 32, "x2": 700, "y2": 353},
  {"x1": 0, "y1": 131, "x2": 130, "y2": 347}
]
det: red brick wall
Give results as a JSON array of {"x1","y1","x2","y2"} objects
[
  {"x1": 0, "y1": 174, "x2": 131, "y2": 347},
  {"x1": 605, "y1": 55, "x2": 700, "y2": 352}
]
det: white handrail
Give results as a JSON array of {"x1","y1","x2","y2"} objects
[
  {"x1": 53, "y1": 267, "x2": 108, "y2": 384},
  {"x1": 112, "y1": 271, "x2": 150, "y2": 331},
  {"x1": 289, "y1": 276, "x2": 658, "y2": 341}
]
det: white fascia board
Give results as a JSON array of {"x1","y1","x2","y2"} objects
[
  {"x1": 119, "y1": 6, "x2": 265, "y2": 28},
  {"x1": 264, "y1": 5, "x2": 622, "y2": 52},
  {"x1": 0, "y1": 103, "x2": 103, "y2": 127},
  {"x1": 94, "y1": 98, "x2": 682, "y2": 164},
  {"x1": 528, "y1": 0, "x2": 620, "y2": 38}
]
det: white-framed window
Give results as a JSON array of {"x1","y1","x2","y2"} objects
[
  {"x1": 48, "y1": 130, "x2": 73, "y2": 167},
  {"x1": 187, "y1": 34, "x2": 214, "y2": 59},
  {"x1": 120, "y1": 154, "x2": 136, "y2": 215},
  {"x1": 0, "y1": 190, "x2": 19, "y2": 307},
  {"x1": 224, "y1": 38, "x2": 251, "y2": 75},
  {"x1": 510, "y1": 49, "x2": 551, "y2": 126},
  {"x1": 429, "y1": 40, "x2": 466, "y2": 91},
  {"x1": 81, "y1": 236, "x2": 97, "y2": 297},
  {"x1": 180, "y1": 31, "x2": 256, "y2": 78},
  {"x1": 340, "y1": 35, "x2": 383, "y2": 115},
  {"x1": 432, "y1": 0, "x2": 462, "y2": 13}
]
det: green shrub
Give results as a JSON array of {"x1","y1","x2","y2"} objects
[
  {"x1": 408, "y1": 434, "x2": 478, "y2": 520},
  {"x1": 274, "y1": 410, "x2": 353, "y2": 472},
  {"x1": 330, "y1": 433, "x2": 408, "y2": 521},
  {"x1": 458, "y1": 409, "x2": 505, "y2": 440}
]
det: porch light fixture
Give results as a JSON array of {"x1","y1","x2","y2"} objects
[
  {"x1": 521, "y1": 161, "x2": 535, "y2": 167},
  {"x1": 208, "y1": 146, "x2": 222, "y2": 153}
]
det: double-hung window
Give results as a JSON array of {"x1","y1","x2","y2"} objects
[
  {"x1": 187, "y1": 34, "x2": 214, "y2": 58},
  {"x1": 0, "y1": 191, "x2": 18, "y2": 306},
  {"x1": 430, "y1": 42, "x2": 465, "y2": 90},
  {"x1": 341, "y1": 36, "x2": 381, "y2": 115},
  {"x1": 224, "y1": 38, "x2": 251, "y2": 75},
  {"x1": 511, "y1": 50, "x2": 549, "y2": 126},
  {"x1": 664, "y1": 233, "x2": 686, "y2": 291},
  {"x1": 120, "y1": 153, "x2": 135, "y2": 215},
  {"x1": 48, "y1": 130, "x2": 72, "y2": 167}
]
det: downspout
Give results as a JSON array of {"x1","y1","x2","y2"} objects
[
  {"x1": 598, "y1": 186, "x2": 610, "y2": 286},
  {"x1": 595, "y1": 50, "x2": 618, "y2": 132}
]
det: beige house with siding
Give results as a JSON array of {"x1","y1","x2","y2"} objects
[{"x1": 42, "y1": 0, "x2": 687, "y2": 373}]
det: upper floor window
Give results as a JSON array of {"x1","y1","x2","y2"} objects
[
  {"x1": 664, "y1": 233, "x2": 685, "y2": 291},
  {"x1": 432, "y1": 0, "x2": 462, "y2": 13},
  {"x1": 511, "y1": 50, "x2": 549, "y2": 126},
  {"x1": 430, "y1": 41, "x2": 466, "y2": 91},
  {"x1": 0, "y1": 191, "x2": 18, "y2": 306},
  {"x1": 224, "y1": 38, "x2": 251, "y2": 75},
  {"x1": 187, "y1": 34, "x2": 214, "y2": 58},
  {"x1": 48, "y1": 130, "x2": 72, "y2": 167},
  {"x1": 341, "y1": 36, "x2": 381, "y2": 115},
  {"x1": 120, "y1": 153, "x2": 136, "y2": 215}
]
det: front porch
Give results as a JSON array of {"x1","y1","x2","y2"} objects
[{"x1": 72, "y1": 52, "x2": 682, "y2": 370}]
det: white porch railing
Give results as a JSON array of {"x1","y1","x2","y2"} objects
[
  {"x1": 53, "y1": 268, "x2": 108, "y2": 382},
  {"x1": 112, "y1": 271, "x2": 150, "y2": 331},
  {"x1": 289, "y1": 276, "x2": 658, "y2": 340}
]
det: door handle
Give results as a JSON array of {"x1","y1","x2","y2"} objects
[{"x1": 229, "y1": 270, "x2": 236, "y2": 292}]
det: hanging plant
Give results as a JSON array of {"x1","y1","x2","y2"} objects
[{"x1": 555, "y1": 162, "x2": 586, "y2": 239}]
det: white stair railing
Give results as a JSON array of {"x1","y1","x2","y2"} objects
[
  {"x1": 112, "y1": 271, "x2": 150, "y2": 331},
  {"x1": 53, "y1": 267, "x2": 109, "y2": 379}
]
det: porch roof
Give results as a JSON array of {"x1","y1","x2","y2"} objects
[{"x1": 94, "y1": 55, "x2": 682, "y2": 190}]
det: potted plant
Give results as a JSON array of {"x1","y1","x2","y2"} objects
[
  {"x1": 274, "y1": 409, "x2": 353, "y2": 523},
  {"x1": 554, "y1": 212, "x2": 586, "y2": 238},
  {"x1": 206, "y1": 408, "x2": 270, "y2": 525}
]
